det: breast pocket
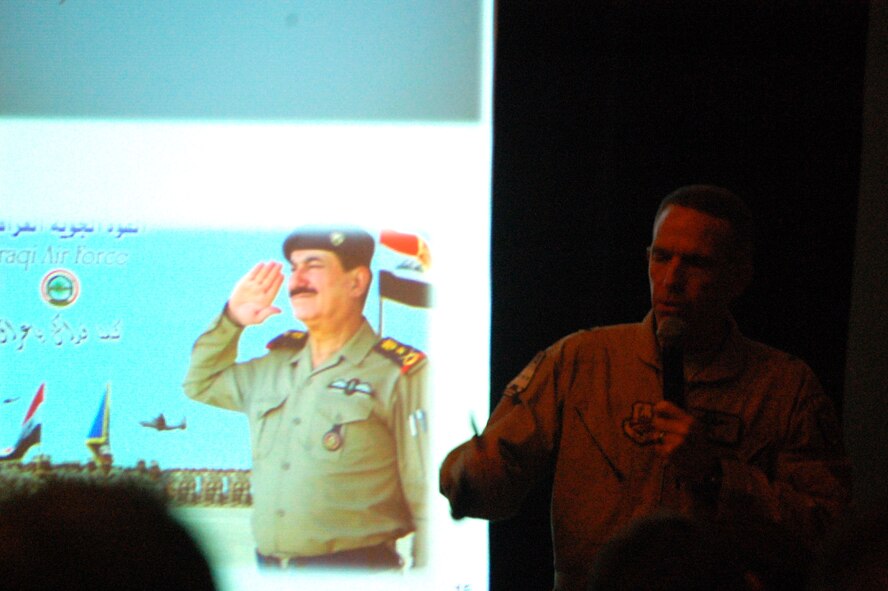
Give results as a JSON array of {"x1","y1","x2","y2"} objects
[
  {"x1": 309, "y1": 394, "x2": 379, "y2": 462},
  {"x1": 250, "y1": 396, "x2": 286, "y2": 461}
]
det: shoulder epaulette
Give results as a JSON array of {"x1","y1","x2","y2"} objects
[
  {"x1": 374, "y1": 337, "x2": 426, "y2": 374},
  {"x1": 266, "y1": 330, "x2": 309, "y2": 351}
]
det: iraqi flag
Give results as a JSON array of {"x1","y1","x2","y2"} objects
[
  {"x1": 0, "y1": 383, "x2": 44, "y2": 462},
  {"x1": 378, "y1": 230, "x2": 432, "y2": 308}
]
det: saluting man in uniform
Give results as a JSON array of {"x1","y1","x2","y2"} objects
[{"x1": 184, "y1": 226, "x2": 428, "y2": 570}]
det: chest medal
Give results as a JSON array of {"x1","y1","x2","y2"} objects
[{"x1": 322, "y1": 424, "x2": 344, "y2": 451}]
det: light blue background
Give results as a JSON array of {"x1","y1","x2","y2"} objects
[
  {"x1": 0, "y1": 226, "x2": 430, "y2": 469},
  {"x1": 0, "y1": 0, "x2": 482, "y2": 121}
]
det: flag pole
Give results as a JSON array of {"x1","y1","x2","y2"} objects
[{"x1": 378, "y1": 278, "x2": 384, "y2": 335}]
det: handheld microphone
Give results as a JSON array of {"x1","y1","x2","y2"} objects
[{"x1": 657, "y1": 317, "x2": 687, "y2": 408}]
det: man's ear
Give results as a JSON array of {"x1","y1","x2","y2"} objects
[
  {"x1": 349, "y1": 266, "x2": 372, "y2": 298},
  {"x1": 729, "y1": 260, "x2": 753, "y2": 301}
]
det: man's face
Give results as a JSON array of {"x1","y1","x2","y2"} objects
[
  {"x1": 287, "y1": 249, "x2": 364, "y2": 328},
  {"x1": 647, "y1": 205, "x2": 746, "y2": 339}
]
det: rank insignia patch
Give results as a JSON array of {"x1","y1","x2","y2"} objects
[
  {"x1": 266, "y1": 330, "x2": 309, "y2": 351},
  {"x1": 374, "y1": 337, "x2": 425, "y2": 374}
]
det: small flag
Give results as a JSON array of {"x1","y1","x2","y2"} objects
[
  {"x1": 86, "y1": 384, "x2": 112, "y2": 464},
  {"x1": 0, "y1": 383, "x2": 45, "y2": 462},
  {"x1": 379, "y1": 271, "x2": 432, "y2": 308},
  {"x1": 380, "y1": 230, "x2": 431, "y2": 269},
  {"x1": 379, "y1": 230, "x2": 433, "y2": 308}
]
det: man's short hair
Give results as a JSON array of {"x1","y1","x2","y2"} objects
[{"x1": 655, "y1": 185, "x2": 755, "y2": 265}]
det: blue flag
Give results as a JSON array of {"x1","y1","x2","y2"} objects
[{"x1": 86, "y1": 384, "x2": 111, "y2": 464}]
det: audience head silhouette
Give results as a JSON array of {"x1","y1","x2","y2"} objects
[{"x1": 0, "y1": 479, "x2": 216, "y2": 591}]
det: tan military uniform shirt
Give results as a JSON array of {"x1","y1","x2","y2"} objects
[
  {"x1": 440, "y1": 311, "x2": 850, "y2": 590},
  {"x1": 184, "y1": 313, "x2": 428, "y2": 562}
]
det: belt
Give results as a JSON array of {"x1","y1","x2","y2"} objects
[{"x1": 257, "y1": 542, "x2": 402, "y2": 570}]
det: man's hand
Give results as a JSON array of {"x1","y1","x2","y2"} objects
[
  {"x1": 651, "y1": 401, "x2": 718, "y2": 483},
  {"x1": 226, "y1": 262, "x2": 285, "y2": 326}
]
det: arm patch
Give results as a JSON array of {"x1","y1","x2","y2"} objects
[
  {"x1": 374, "y1": 337, "x2": 426, "y2": 374},
  {"x1": 266, "y1": 330, "x2": 309, "y2": 351},
  {"x1": 504, "y1": 351, "x2": 546, "y2": 397}
]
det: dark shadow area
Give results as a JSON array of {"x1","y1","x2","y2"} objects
[{"x1": 489, "y1": 3, "x2": 869, "y2": 589}]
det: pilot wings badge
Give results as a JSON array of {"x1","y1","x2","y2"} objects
[{"x1": 328, "y1": 378, "x2": 374, "y2": 397}]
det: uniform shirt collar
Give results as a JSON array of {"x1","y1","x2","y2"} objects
[
  {"x1": 291, "y1": 318, "x2": 377, "y2": 371},
  {"x1": 635, "y1": 310, "x2": 745, "y2": 384}
]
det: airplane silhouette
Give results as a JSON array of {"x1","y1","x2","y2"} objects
[
  {"x1": 140, "y1": 413, "x2": 186, "y2": 431},
  {"x1": 2, "y1": 397, "x2": 20, "y2": 405}
]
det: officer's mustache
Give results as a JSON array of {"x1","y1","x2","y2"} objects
[{"x1": 289, "y1": 287, "x2": 318, "y2": 297}]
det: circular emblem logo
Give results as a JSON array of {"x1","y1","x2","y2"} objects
[
  {"x1": 329, "y1": 231, "x2": 345, "y2": 247},
  {"x1": 41, "y1": 269, "x2": 80, "y2": 308}
]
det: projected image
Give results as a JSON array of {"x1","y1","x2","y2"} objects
[
  {"x1": 0, "y1": 223, "x2": 436, "y2": 577},
  {"x1": 183, "y1": 225, "x2": 432, "y2": 571},
  {"x1": 0, "y1": 2, "x2": 492, "y2": 590}
]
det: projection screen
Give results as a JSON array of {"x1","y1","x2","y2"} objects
[{"x1": 0, "y1": 2, "x2": 492, "y2": 590}]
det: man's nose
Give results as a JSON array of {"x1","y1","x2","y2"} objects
[
  {"x1": 662, "y1": 259, "x2": 685, "y2": 290},
  {"x1": 290, "y1": 267, "x2": 309, "y2": 286}
]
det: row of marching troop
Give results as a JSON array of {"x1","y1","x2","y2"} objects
[{"x1": 0, "y1": 460, "x2": 252, "y2": 507}]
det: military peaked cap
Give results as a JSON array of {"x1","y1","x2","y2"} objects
[{"x1": 282, "y1": 225, "x2": 375, "y2": 270}]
